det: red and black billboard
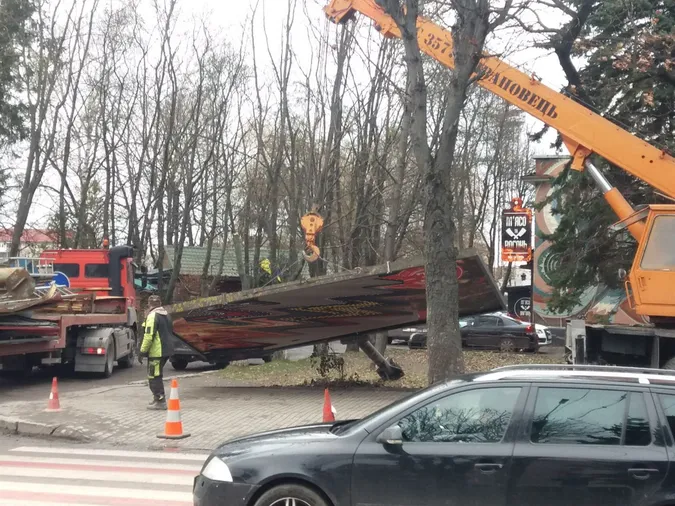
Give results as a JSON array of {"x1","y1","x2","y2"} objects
[
  {"x1": 167, "y1": 251, "x2": 506, "y2": 361},
  {"x1": 501, "y1": 197, "x2": 532, "y2": 263}
]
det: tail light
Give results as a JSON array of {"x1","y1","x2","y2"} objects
[
  {"x1": 83, "y1": 347, "x2": 106, "y2": 355},
  {"x1": 525, "y1": 325, "x2": 534, "y2": 333}
]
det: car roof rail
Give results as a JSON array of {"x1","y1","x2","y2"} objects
[
  {"x1": 490, "y1": 363, "x2": 675, "y2": 375},
  {"x1": 476, "y1": 363, "x2": 675, "y2": 385}
]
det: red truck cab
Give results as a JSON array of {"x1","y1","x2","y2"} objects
[{"x1": 39, "y1": 245, "x2": 136, "y2": 309}]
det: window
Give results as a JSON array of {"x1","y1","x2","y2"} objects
[
  {"x1": 625, "y1": 393, "x2": 651, "y2": 446},
  {"x1": 502, "y1": 317, "x2": 523, "y2": 327},
  {"x1": 460, "y1": 317, "x2": 475, "y2": 327},
  {"x1": 475, "y1": 316, "x2": 500, "y2": 327},
  {"x1": 658, "y1": 394, "x2": 675, "y2": 440},
  {"x1": 399, "y1": 387, "x2": 521, "y2": 443},
  {"x1": 85, "y1": 263, "x2": 109, "y2": 278},
  {"x1": 530, "y1": 388, "x2": 649, "y2": 446},
  {"x1": 640, "y1": 215, "x2": 675, "y2": 270},
  {"x1": 54, "y1": 263, "x2": 80, "y2": 278}
]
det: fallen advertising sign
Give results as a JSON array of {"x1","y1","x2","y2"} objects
[
  {"x1": 167, "y1": 250, "x2": 506, "y2": 362},
  {"x1": 502, "y1": 197, "x2": 532, "y2": 263}
]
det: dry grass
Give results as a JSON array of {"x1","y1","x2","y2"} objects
[{"x1": 221, "y1": 347, "x2": 565, "y2": 389}]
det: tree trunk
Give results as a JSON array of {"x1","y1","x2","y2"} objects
[{"x1": 377, "y1": 0, "x2": 493, "y2": 384}]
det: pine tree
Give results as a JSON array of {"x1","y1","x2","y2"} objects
[{"x1": 0, "y1": 0, "x2": 34, "y2": 144}]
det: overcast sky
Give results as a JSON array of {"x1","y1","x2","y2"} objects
[{"x1": 179, "y1": 0, "x2": 571, "y2": 157}]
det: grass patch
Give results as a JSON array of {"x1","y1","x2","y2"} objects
[{"x1": 221, "y1": 348, "x2": 565, "y2": 389}]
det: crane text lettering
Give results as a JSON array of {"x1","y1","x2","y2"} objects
[{"x1": 476, "y1": 64, "x2": 558, "y2": 120}]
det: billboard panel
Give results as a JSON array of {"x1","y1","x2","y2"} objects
[{"x1": 168, "y1": 251, "x2": 506, "y2": 361}]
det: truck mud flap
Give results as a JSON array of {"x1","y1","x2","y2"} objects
[{"x1": 74, "y1": 328, "x2": 114, "y2": 373}]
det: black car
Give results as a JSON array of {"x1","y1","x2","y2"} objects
[
  {"x1": 194, "y1": 364, "x2": 675, "y2": 506},
  {"x1": 409, "y1": 313, "x2": 538, "y2": 351}
]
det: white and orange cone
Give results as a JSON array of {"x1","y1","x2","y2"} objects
[
  {"x1": 322, "y1": 388, "x2": 336, "y2": 422},
  {"x1": 45, "y1": 377, "x2": 61, "y2": 412},
  {"x1": 157, "y1": 378, "x2": 190, "y2": 439}
]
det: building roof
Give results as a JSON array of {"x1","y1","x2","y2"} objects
[
  {"x1": 0, "y1": 229, "x2": 59, "y2": 243},
  {"x1": 162, "y1": 246, "x2": 272, "y2": 277}
]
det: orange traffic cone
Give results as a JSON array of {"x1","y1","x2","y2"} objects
[
  {"x1": 157, "y1": 378, "x2": 190, "y2": 439},
  {"x1": 322, "y1": 388, "x2": 336, "y2": 422},
  {"x1": 45, "y1": 377, "x2": 60, "y2": 412}
]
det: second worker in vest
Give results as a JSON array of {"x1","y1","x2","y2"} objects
[{"x1": 139, "y1": 295, "x2": 174, "y2": 410}]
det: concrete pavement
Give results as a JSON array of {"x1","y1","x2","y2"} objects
[{"x1": 0, "y1": 370, "x2": 409, "y2": 451}]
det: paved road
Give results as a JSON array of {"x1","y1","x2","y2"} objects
[
  {"x1": 0, "y1": 360, "x2": 217, "y2": 404},
  {"x1": 0, "y1": 342, "x2": 347, "y2": 404},
  {"x1": 0, "y1": 440, "x2": 206, "y2": 505}
]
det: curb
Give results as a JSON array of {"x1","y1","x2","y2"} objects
[
  {"x1": 128, "y1": 369, "x2": 220, "y2": 386},
  {"x1": 0, "y1": 416, "x2": 91, "y2": 442}
]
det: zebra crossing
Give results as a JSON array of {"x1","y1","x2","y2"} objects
[{"x1": 0, "y1": 445, "x2": 207, "y2": 505}]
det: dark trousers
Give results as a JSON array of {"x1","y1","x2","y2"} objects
[{"x1": 148, "y1": 357, "x2": 168, "y2": 401}]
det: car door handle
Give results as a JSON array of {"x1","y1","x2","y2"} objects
[
  {"x1": 628, "y1": 468, "x2": 660, "y2": 480},
  {"x1": 475, "y1": 462, "x2": 503, "y2": 473}
]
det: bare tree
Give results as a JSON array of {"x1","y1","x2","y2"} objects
[
  {"x1": 11, "y1": 0, "x2": 80, "y2": 256},
  {"x1": 375, "y1": 0, "x2": 518, "y2": 383}
]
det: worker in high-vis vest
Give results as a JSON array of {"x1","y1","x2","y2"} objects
[{"x1": 139, "y1": 295, "x2": 174, "y2": 410}]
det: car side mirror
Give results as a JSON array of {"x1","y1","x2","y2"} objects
[{"x1": 376, "y1": 425, "x2": 403, "y2": 445}]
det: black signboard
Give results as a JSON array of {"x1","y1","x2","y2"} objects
[
  {"x1": 506, "y1": 285, "x2": 532, "y2": 321},
  {"x1": 501, "y1": 197, "x2": 532, "y2": 262}
]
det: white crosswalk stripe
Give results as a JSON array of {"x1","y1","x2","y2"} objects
[{"x1": 0, "y1": 445, "x2": 208, "y2": 505}]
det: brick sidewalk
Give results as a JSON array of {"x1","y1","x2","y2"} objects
[{"x1": 0, "y1": 374, "x2": 410, "y2": 451}]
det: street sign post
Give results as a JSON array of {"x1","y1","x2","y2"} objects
[{"x1": 501, "y1": 197, "x2": 532, "y2": 263}]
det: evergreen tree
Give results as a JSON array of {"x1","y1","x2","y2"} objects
[
  {"x1": 542, "y1": 0, "x2": 674, "y2": 312},
  {"x1": 0, "y1": 0, "x2": 34, "y2": 144}
]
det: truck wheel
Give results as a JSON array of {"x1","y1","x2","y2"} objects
[
  {"x1": 663, "y1": 357, "x2": 675, "y2": 370},
  {"x1": 118, "y1": 344, "x2": 135, "y2": 369},
  {"x1": 171, "y1": 358, "x2": 189, "y2": 371},
  {"x1": 101, "y1": 343, "x2": 114, "y2": 378}
]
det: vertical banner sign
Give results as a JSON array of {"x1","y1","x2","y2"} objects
[{"x1": 501, "y1": 197, "x2": 532, "y2": 263}]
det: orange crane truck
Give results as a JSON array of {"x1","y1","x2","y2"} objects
[
  {"x1": 0, "y1": 245, "x2": 139, "y2": 377},
  {"x1": 324, "y1": 0, "x2": 675, "y2": 369}
]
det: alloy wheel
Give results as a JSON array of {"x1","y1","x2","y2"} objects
[{"x1": 270, "y1": 498, "x2": 312, "y2": 506}]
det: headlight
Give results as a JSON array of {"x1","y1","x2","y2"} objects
[{"x1": 201, "y1": 456, "x2": 233, "y2": 482}]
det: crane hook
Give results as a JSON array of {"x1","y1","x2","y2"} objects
[{"x1": 300, "y1": 208, "x2": 324, "y2": 263}]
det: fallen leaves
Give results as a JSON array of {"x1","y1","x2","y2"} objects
[{"x1": 220, "y1": 347, "x2": 565, "y2": 389}]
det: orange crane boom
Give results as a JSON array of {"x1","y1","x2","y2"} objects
[
  {"x1": 324, "y1": 0, "x2": 675, "y2": 319},
  {"x1": 324, "y1": 0, "x2": 675, "y2": 241}
]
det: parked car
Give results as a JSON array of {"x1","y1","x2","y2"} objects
[
  {"x1": 498, "y1": 311, "x2": 553, "y2": 346},
  {"x1": 408, "y1": 313, "x2": 538, "y2": 352},
  {"x1": 194, "y1": 364, "x2": 675, "y2": 506},
  {"x1": 387, "y1": 325, "x2": 426, "y2": 344}
]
